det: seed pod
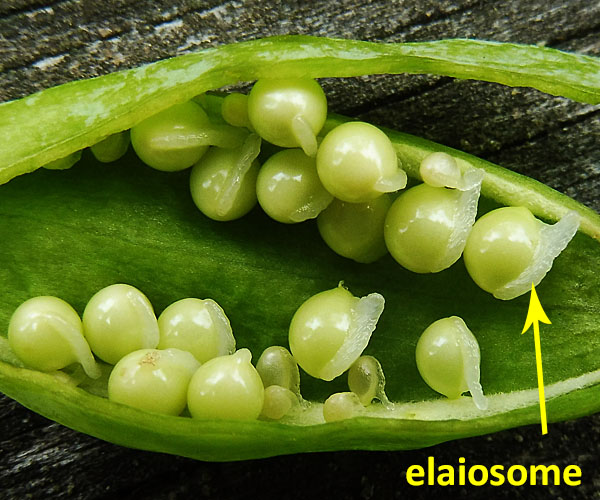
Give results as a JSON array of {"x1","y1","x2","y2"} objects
[
  {"x1": 415, "y1": 316, "x2": 487, "y2": 410},
  {"x1": 108, "y1": 348, "x2": 200, "y2": 416},
  {"x1": 288, "y1": 284, "x2": 384, "y2": 381},
  {"x1": 157, "y1": 298, "x2": 235, "y2": 364},
  {"x1": 83, "y1": 284, "x2": 160, "y2": 365},
  {"x1": 8, "y1": 296, "x2": 101, "y2": 379},
  {"x1": 187, "y1": 348, "x2": 264, "y2": 420}
]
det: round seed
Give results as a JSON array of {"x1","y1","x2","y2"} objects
[
  {"x1": 288, "y1": 285, "x2": 384, "y2": 381},
  {"x1": 347, "y1": 355, "x2": 390, "y2": 407},
  {"x1": 82, "y1": 284, "x2": 159, "y2": 365},
  {"x1": 187, "y1": 348, "x2": 264, "y2": 420},
  {"x1": 43, "y1": 151, "x2": 81, "y2": 170},
  {"x1": 131, "y1": 101, "x2": 211, "y2": 172},
  {"x1": 221, "y1": 92, "x2": 252, "y2": 129},
  {"x1": 256, "y1": 149, "x2": 333, "y2": 224},
  {"x1": 323, "y1": 392, "x2": 364, "y2": 422},
  {"x1": 8, "y1": 296, "x2": 100, "y2": 379},
  {"x1": 384, "y1": 181, "x2": 480, "y2": 273},
  {"x1": 316, "y1": 122, "x2": 406, "y2": 203},
  {"x1": 108, "y1": 348, "x2": 200, "y2": 415},
  {"x1": 260, "y1": 385, "x2": 299, "y2": 420},
  {"x1": 463, "y1": 207, "x2": 579, "y2": 300},
  {"x1": 420, "y1": 152, "x2": 462, "y2": 188},
  {"x1": 317, "y1": 195, "x2": 392, "y2": 263},
  {"x1": 190, "y1": 139, "x2": 260, "y2": 221},
  {"x1": 415, "y1": 316, "x2": 487, "y2": 410},
  {"x1": 157, "y1": 298, "x2": 235, "y2": 364},
  {"x1": 256, "y1": 345, "x2": 301, "y2": 399},
  {"x1": 248, "y1": 79, "x2": 327, "y2": 157},
  {"x1": 465, "y1": 207, "x2": 539, "y2": 294},
  {"x1": 90, "y1": 131, "x2": 130, "y2": 163},
  {"x1": 420, "y1": 152, "x2": 485, "y2": 191}
]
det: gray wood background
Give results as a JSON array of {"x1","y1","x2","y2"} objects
[{"x1": 1, "y1": 1, "x2": 599, "y2": 498}]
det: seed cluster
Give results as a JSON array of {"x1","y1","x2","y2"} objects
[
  {"x1": 87, "y1": 78, "x2": 578, "y2": 299},
  {"x1": 18, "y1": 78, "x2": 580, "y2": 422},
  {"x1": 7, "y1": 280, "x2": 488, "y2": 422}
]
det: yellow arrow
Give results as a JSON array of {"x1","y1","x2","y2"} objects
[{"x1": 522, "y1": 283, "x2": 552, "y2": 435}]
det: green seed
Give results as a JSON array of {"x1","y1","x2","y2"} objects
[
  {"x1": 90, "y1": 131, "x2": 130, "y2": 163},
  {"x1": 130, "y1": 101, "x2": 211, "y2": 172},
  {"x1": 316, "y1": 122, "x2": 407, "y2": 203},
  {"x1": 420, "y1": 152, "x2": 462, "y2": 188},
  {"x1": 189, "y1": 136, "x2": 261, "y2": 221},
  {"x1": 108, "y1": 348, "x2": 200, "y2": 416},
  {"x1": 260, "y1": 385, "x2": 299, "y2": 420},
  {"x1": 82, "y1": 284, "x2": 159, "y2": 365},
  {"x1": 43, "y1": 151, "x2": 82, "y2": 170},
  {"x1": 187, "y1": 348, "x2": 264, "y2": 420},
  {"x1": 221, "y1": 92, "x2": 252, "y2": 129},
  {"x1": 256, "y1": 149, "x2": 333, "y2": 224},
  {"x1": 8, "y1": 296, "x2": 100, "y2": 379},
  {"x1": 157, "y1": 298, "x2": 235, "y2": 364},
  {"x1": 256, "y1": 346, "x2": 301, "y2": 397},
  {"x1": 317, "y1": 195, "x2": 392, "y2": 263},
  {"x1": 384, "y1": 181, "x2": 481, "y2": 273},
  {"x1": 247, "y1": 79, "x2": 327, "y2": 156},
  {"x1": 288, "y1": 285, "x2": 384, "y2": 381},
  {"x1": 323, "y1": 392, "x2": 364, "y2": 422},
  {"x1": 415, "y1": 316, "x2": 487, "y2": 410},
  {"x1": 464, "y1": 207, "x2": 579, "y2": 299},
  {"x1": 419, "y1": 153, "x2": 485, "y2": 191},
  {"x1": 347, "y1": 355, "x2": 390, "y2": 407}
]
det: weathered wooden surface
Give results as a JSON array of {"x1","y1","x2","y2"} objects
[{"x1": 1, "y1": 1, "x2": 599, "y2": 498}]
